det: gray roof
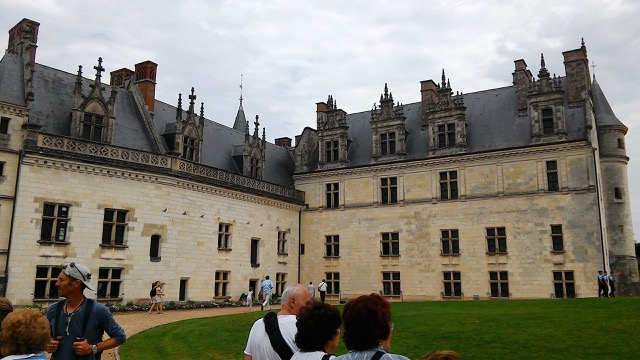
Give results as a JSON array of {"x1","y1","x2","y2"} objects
[
  {"x1": 316, "y1": 80, "x2": 589, "y2": 169},
  {"x1": 0, "y1": 53, "x2": 295, "y2": 187},
  {"x1": 592, "y1": 78, "x2": 625, "y2": 128}
]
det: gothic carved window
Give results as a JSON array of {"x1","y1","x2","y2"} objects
[
  {"x1": 183, "y1": 135, "x2": 198, "y2": 161},
  {"x1": 380, "y1": 132, "x2": 396, "y2": 155},
  {"x1": 81, "y1": 113, "x2": 105, "y2": 142}
]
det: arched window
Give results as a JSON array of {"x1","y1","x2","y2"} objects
[{"x1": 150, "y1": 235, "x2": 161, "y2": 262}]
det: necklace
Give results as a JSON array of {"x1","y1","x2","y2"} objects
[{"x1": 64, "y1": 297, "x2": 85, "y2": 336}]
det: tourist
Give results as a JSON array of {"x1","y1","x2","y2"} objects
[
  {"x1": 307, "y1": 281, "x2": 316, "y2": 299},
  {"x1": 419, "y1": 350, "x2": 461, "y2": 360},
  {"x1": 247, "y1": 287, "x2": 254, "y2": 310},
  {"x1": 261, "y1": 275, "x2": 275, "y2": 311},
  {"x1": 292, "y1": 301, "x2": 342, "y2": 359},
  {"x1": 318, "y1": 279, "x2": 327, "y2": 303},
  {"x1": 608, "y1": 273, "x2": 616, "y2": 297},
  {"x1": 0, "y1": 309, "x2": 50, "y2": 359}
]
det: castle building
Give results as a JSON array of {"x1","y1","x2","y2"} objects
[{"x1": 0, "y1": 18, "x2": 637, "y2": 306}]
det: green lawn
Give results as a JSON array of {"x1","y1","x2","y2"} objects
[{"x1": 118, "y1": 297, "x2": 640, "y2": 359}]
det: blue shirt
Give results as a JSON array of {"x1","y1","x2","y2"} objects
[
  {"x1": 47, "y1": 298, "x2": 126, "y2": 360},
  {"x1": 261, "y1": 279, "x2": 274, "y2": 294}
]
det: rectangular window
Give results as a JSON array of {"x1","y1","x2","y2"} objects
[
  {"x1": 553, "y1": 271, "x2": 575, "y2": 298},
  {"x1": 250, "y1": 158, "x2": 260, "y2": 178},
  {"x1": 325, "y1": 183, "x2": 339, "y2": 209},
  {"x1": 551, "y1": 225, "x2": 564, "y2": 252},
  {"x1": 0, "y1": 117, "x2": 9, "y2": 134},
  {"x1": 218, "y1": 223, "x2": 232, "y2": 250},
  {"x1": 34, "y1": 266, "x2": 62, "y2": 300},
  {"x1": 325, "y1": 140, "x2": 339, "y2": 162},
  {"x1": 97, "y1": 267, "x2": 122, "y2": 300},
  {"x1": 102, "y1": 209, "x2": 128, "y2": 246},
  {"x1": 183, "y1": 136, "x2": 198, "y2": 162},
  {"x1": 214, "y1": 270, "x2": 230, "y2": 297},
  {"x1": 617, "y1": 138, "x2": 625, "y2": 149},
  {"x1": 325, "y1": 272, "x2": 340, "y2": 295},
  {"x1": 276, "y1": 272, "x2": 287, "y2": 296},
  {"x1": 325, "y1": 235, "x2": 340, "y2": 257},
  {"x1": 82, "y1": 113, "x2": 105, "y2": 142},
  {"x1": 277, "y1": 231, "x2": 287, "y2": 255},
  {"x1": 250, "y1": 238, "x2": 260, "y2": 267},
  {"x1": 489, "y1": 271, "x2": 509, "y2": 298},
  {"x1": 542, "y1": 109, "x2": 554, "y2": 134},
  {"x1": 41, "y1": 203, "x2": 70, "y2": 243},
  {"x1": 0, "y1": 162, "x2": 4, "y2": 177},
  {"x1": 437, "y1": 123, "x2": 456, "y2": 148},
  {"x1": 380, "y1": 132, "x2": 396, "y2": 155},
  {"x1": 546, "y1": 160, "x2": 559, "y2": 191},
  {"x1": 381, "y1": 232, "x2": 400, "y2": 256},
  {"x1": 439, "y1": 171, "x2": 458, "y2": 200},
  {"x1": 486, "y1": 227, "x2": 507, "y2": 253},
  {"x1": 440, "y1": 229, "x2": 460, "y2": 255},
  {"x1": 443, "y1": 271, "x2": 462, "y2": 297},
  {"x1": 614, "y1": 187, "x2": 623, "y2": 200},
  {"x1": 382, "y1": 272, "x2": 401, "y2": 296},
  {"x1": 380, "y1": 177, "x2": 398, "y2": 204}
]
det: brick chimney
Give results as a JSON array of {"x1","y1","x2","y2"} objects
[
  {"x1": 110, "y1": 68, "x2": 135, "y2": 88},
  {"x1": 134, "y1": 60, "x2": 158, "y2": 112},
  {"x1": 563, "y1": 41, "x2": 590, "y2": 107},
  {"x1": 512, "y1": 59, "x2": 533, "y2": 115},
  {"x1": 7, "y1": 18, "x2": 39, "y2": 68},
  {"x1": 275, "y1": 137, "x2": 292, "y2": 148}
]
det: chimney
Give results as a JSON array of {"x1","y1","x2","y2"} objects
[
  {"x1": 275, "y1": 137, "x2": 292, "y2": 148},
  {"x1": 7, "y1": 18, "x2": 39, "y2": 67},
  {"x1": 563, "y1": 41, "x2": 590, "y2": 107},
  {"x1": 316, "y1": 101, "x2": 329, "y2": 112},
  {"x1": 110, "y1": 68, "x2": 134, "y2": 88},
  {"x1": 512, "y1": 59, "x2": 533, "y2": 115},
  {"x1": 134, "y1": 60, "x2": 158, "y2": 112}
]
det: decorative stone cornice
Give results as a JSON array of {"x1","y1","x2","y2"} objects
[
  {"x1": 295, "y1": 141, "x2": 591, "y2": 181},
  {"x1": 0, "y1": 103, "x2": 27, "y2": 117},
  {"x1": 34, "y1": 133, "x2": 304, "y2": 204}
]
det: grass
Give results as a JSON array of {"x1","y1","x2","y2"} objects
[{"x1": 118, "y1": 297, "x2": 640, "y2": 359}]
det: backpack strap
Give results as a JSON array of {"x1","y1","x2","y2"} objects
[
  {"x1": 263, "y1": 311, "x2": 294, "y2": 360},
  {"x1": 371, "y1": 350, "x2": 385, "y2": 360},
  {"x1": 51, "y1": 298, "x2": 94, "y2": 339},
  {"x1": 52, "y1": 301, "x2": 64, "y2": 338},
  {"x1": 81, "y1": 299, "x2": 95, "y2": 337},
  {"x1": 321, "y1": 354, "x2": 333, "y2": 360}
]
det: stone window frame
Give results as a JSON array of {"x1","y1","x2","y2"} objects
[
  {"x1": 553, "y1": 271, "x2": 575, "y2": 298},
  {"x1": 489, "y1": 271, "x2": 509, "y2": 298},
  {"x1": 617, "y1": 138, "x2": 625, "y2": 149},
  {"x1": 437, "y1": 123, "x2": 456, "y2": 148},
  {"x1": 33, "y1": 265, "x2": 62, "y2": 301},
  {"x1": 325, "y1": 182, "x2": 339, "y2": 209},
  {"x1": 382, "y1": 271, "x2": 401, "y2": 296},
  {"x1": 486, "y1": 227, "x2": 507, "y2": 254},
  {"x1": 325, "y1": 272, "x2": 340, "y2": 295},
  {"x1": 277, "y1": 231, "x2": 288, "y2": 255},
  {"x1": 218, "y1": 223, "x2": 233, "y2": 250},
  {"x1": 614, "y1": 187, "x2": 624, "y2": 201},
  {"x1": 379, "y1": 131, "x2": 396, "y2": 156},
  {"x1": 97, "y1": 267, "x2": 123, "y2": 301},
  {"x1": 324, "y1": 139, "x2": 340, "y2": 163},
  {"x1": 325, "y1": 235, "x2": 340, "y2": 258},
  {"x1": 443, "y1": 271, "x2": 462, "y2": 298},
  {"x1": 439, "y1": 171, "x2": 459, "y2": 200},
  {"x1": 551, "y1": 224, "x2": 564, "y2": 253},
  {"x1": 275, "y1": 272, "x2": 287, "y2": 297},
  {"x1": 101, "y1": 208, "x2": 128, "y2": 248},
  {"x1": 440, "y1": 229, "x2": 460, "y2": 255},
  {"x1": 380, "y1": 232, "x2": 400, "y2": 256},
  {"x1": 0, "y1": 117, "x2": 9, "y2": 135},
  {"x1": 39, "y1": 203, "x2": 71, "y2": 244},
  {"x1": 214, "y1": 270, "x2": 230, "y2": 298},
  {"x1": 541, "y1": 108, "x2": 554, "y2": 134},
  {"x1": 183, "y1": 135, "x2": 198, "y2": 161},
  {"x1": 149, "y1": 234, "x2": 161, "y2": 262},
  {"x1": 81, "y1": 112, "x2": 106, "y2": 142},
  {"x1": 380, "y1": 177, "x2": 398, "y2": 205},
  {"x1": 546, "y1": 160, "x2": 559, "y2": 192}
]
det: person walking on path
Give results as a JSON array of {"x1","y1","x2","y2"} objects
[
  {"x1": 261, "y1": 276, "x2": 274, "y2": 311},
  {"x1": 247, "y1": 287, "x2": 254, "y2": 310},
  {"x1": 608, "y1": 273, "x2": 616, "y2": 297},
  {"x1": 318, "y1": 279, "x2": 327, "y2": 303},
  {"x1": 597, "y1": 271, "x2": 604, "y2": 297},
  {"x1": 307, "y1": 282, "x2": 315, "y2": 299},
  {"x1": 601, "y1": 271, "x2": 609, "y2": 298},
  {"x1": 154, "y1": 281, "x2": 166, "y2": 315},
  {"x1": 148, "y1": 281, "x2": 159, "y2": 315},
  {"x1": 45, "y1": 262, "x2": 126, "y2": 359}
]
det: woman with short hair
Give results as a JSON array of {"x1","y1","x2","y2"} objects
[
  {"x1": 292, "y1": 301, "x2": 342, "y2": 359},
  {"x1": 0, "y1": 308, "x2": 50, "y2": 359},
  {"x1": 336, "y1": 294, "x2": 409, "y2": 360}
]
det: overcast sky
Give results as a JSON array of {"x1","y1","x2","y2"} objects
[{"x1": 2, "y1": 0, "x2": 639, "y2": 243}]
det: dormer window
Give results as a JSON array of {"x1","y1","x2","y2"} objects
[
  {"x1": 437, "y1": 123, "x2": 456, "y2": 148},
  {"x1": 325, "y1": 140, "x2": 339, "y2": 162},
  {"x1": 81, "y1": 113, "x2": 105, "y2": 142},
  {"x1": 542, "y1": 109, "x2": 554, "y2": 134},
  {"x1": 183, "y1": 135, "x2": 198, "y2": 161},
  {"x1": 250, "y1": 156, "x2": 260, "y2": 178},
  {"x1": 380, "y1": 132, "x2": 396, "y2": 155}
]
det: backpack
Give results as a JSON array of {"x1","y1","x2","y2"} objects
[{"x1": 150, "y1": 286, "x2": 157, "y2": 298}]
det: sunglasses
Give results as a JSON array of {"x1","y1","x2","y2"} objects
[{"x1": 65, "y1": 262, "x2": 90, "y2": 282}]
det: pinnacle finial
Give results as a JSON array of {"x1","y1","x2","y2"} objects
[
  {"x1": 189, "y1": 87, "x2": 196, "y2": 106},
  {"x1": 540, "y1": 53, "x2": 546, "y2": 69},
  {"x1": 77, "y1": 65, "x2": 83, "y2": 77},
  {"x1": 94, "y1": 57, "x2": 104, "y2": 79},
  {"x1": 441, "y1": 69, "x2": 446, "y2": 87},
  {"x1": 200, "y1": 102, "x2": 205, "y2": 118},
  {"x1": 177, "y1": 93, "x2": 182, "y2": 108}
]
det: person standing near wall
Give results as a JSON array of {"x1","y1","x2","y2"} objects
[
  {"x1": 307, "y1": 282, "x2": 315, "y2": 299},
  {"x1": 318, "y1": 279, "x2": 327, "y2": 303},
  {"x1": 261, "y1": 276, "x2": 274, "y2": 311}
]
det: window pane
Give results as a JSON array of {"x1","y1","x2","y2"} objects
[
  {"x1": 553, "y1": 272, "x2": 563, "y2": 281},
  {"x1": 99, "y1": 268, "x2": 110, "y2": 279},
  {"x1": 499, "y1": 272, "x2": 508, "y2": 280},
  {"x1": 453, "y1": 282, "x2": 462, "y2": 296},
  {"x1": 34, "y1": 281, "x2": 47, "y2": 299},
  {"x1": 109, "y1": 282, "x2": 121, "y2": 298},
  {"x1": 43, "y1": 204, "x2": 56, "y2": 217},
  {"x1": 490, "y1": 283, "x2": 499, "y2": 297},
  {"x1": 116, "y1": 211, "x2": 127, "y2": 223},
  {"x1": 443, "y1": 272, "x2": 451, "y2": 280},
  {"x1": 104, "y1": 210, "x2": 114, "y2": 222},
  {"x1": 453, "y1": 272, "x2": 461, "y2": 281},
  {"x1": 500, "y1": 283, "x2": 509, "y2": 297},
  {"x1": 554, "y1": 283, "x2": 564, "y2": 298},
  {"x1": 566, "y1": 283, "x2": 576, "y2": 298},
  {"x1": 565, "y1": 272, "x2": 574, "y2": 281},
  {"x1": 36, "y1": 267, "x2": 49, "y2": 278},
  {"x1": 41, "y1": 219, "x2": 53, "y2": 241},
  {"x1": 102, "y1": 225, "x2": 112, "y2": 244}
]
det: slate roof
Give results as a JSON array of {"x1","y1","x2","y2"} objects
[
  {"x1": 592, "y1": 77, "x2": 625, "y2": 128},
  {"x1": 0, "y1": 53, "x2": 295, "y2": 187}
]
